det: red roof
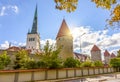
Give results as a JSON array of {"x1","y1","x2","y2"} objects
[
  {"x1": 111, "y1": 53, "x2": 116, "y2": 58},
  {"x1": 7, "y1": 46, "x2": 21, "y2": 51},
  {"x1": 91, "y1": 45, "x2": 101, "y2": 51},
  {"x1": 56, "y1": 19, "x2": 71, "y2": 39},
  {"x1": 104, "y1": 50, "x2": 110, "y2": 56}
]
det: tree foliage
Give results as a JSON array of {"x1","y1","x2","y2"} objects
[
  {"x1": 14, "y1": 50, "x2": 30, "y2": 69},
  {"x1": 110, "y1": 58, "x2": 120, "y2": 67},
  {"x1": 0, "y1": 51, "x2": 11, "y2": 69},
  {"x1": 117, "y1": 50, "x2": 120, "y2": 57},
  {"x1": 63, "y1": 57, "x2": 81, "y2": 68},
  {"x1": 54, "y1": 0, "x2": 78, "y2": 12},
  {"x1": 81, "y1": 60, "x2": 92, "y2": 67},
  {"x1": 38, "y1": 40, "x2": 62, "y2": 69},
  {"x1": 54, "y1": 0, "x2": 120, "y2": 28},
  {"x1": 93, "y1": 60, "x2": 103, "y2": 67}
]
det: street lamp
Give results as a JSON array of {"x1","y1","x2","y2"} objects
[{"x1": 79, "y1": 33, "x2": 86, "y2": 53}]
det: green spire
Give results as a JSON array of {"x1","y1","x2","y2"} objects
[{"x1": 31, "y1": 5, "x2": 38, "y2": 34}]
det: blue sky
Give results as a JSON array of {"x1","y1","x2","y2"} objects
[{"x1": 0, "y1": 0, "x2": 120, "y2": 56}]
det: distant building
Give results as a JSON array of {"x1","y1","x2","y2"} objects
[
  {"x1": 104, "y1": 50, "x2": 110, "y2": 64},
  {"x1": 91, "y1": 45, "x2": 102, "y2": 61},
  {"x1": 26, "y1": 6, "x2": 40, "y2": 53},
  {"x1": 56, "y1": 19, "x2": 73, "y2": 60},
  {"x1": 74, "y1": 52, "x2": 88, "y2": 62},
  {"x1": 110, "y1": 53, "x2": 116, "y2": 59}
]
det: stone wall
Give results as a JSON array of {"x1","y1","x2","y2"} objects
[{"x1": 0, "y1": 67, "x2": 117, "y2": 82}]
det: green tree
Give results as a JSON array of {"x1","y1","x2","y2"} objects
[
  {"x1": 0, "y1": 51, "x2": 11, "y2": 69},
  {"x1": 54, "y1": 0, "x2": 120, "y2": 28},
  {"x1": 63, "y1": 57, "x2": 81, "y2": 68},
  {"x1": 93, "y1": 60, "x2": 103, "y2": 67},
  {"x1": 81, "y1": 60, "x2": 92, "y2": 67},
  {"x1": 110, "y1": 58, "x2": 120, "y2": 67},
  {"x1": 117, "y1": 50, "x2": 120, "y2": 57},
  {"x1": 25, "y1": 58, "x2": 38, "y2": 69},
  {"x1": 14, "y1": 50, "x2": 30, "y2": 69},
  {"x1": 38, "y1": 40, "x2": 62, "y2": 69}
]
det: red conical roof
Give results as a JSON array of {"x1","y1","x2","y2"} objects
[
  {"x1": 91, "y1": 45, "x2": 101, "y2": 51},
  {"x1": 104, "y1": 50, "x2": 110, "y2": 56},
  {"x1": 111, "y1": 53, "x2": 116, "y2": 58},
  {"x1": 56, "y1": 19, "x2": 71, "y2": 39}
]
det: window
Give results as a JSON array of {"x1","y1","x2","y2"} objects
[{"x1": 28, "y1": 38, "x2": 35, "y2": 41}]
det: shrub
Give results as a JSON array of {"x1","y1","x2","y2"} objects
[
  {"x1": 63, "y1": 57, "x2": 81, "y2": 68},
  {"x1": 81, "y1": 60, "x2": 92, "y2": 67},
  {"x1": 110, "y1": 58, "x2": 120, "y2": 67},
  {"x1": 93, "y1": 61, "x2": 103, "y2": 67},
  {"x1": 0, "y1": 51, "x2": 11, "y2": 69}
]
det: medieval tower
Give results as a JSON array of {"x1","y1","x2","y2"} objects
[
  {"x1": 26, "y1": 6, "x2": 40, "y2": 52},
  {"x1": 91, "y1": 45, "x2": 102, "y2": 61},
  {"x1": 104, "y1": 50, "x2": 110, "y2": 64},
  {"x1": 56, "y1": 19, "x2": 73, "y2": 60}
]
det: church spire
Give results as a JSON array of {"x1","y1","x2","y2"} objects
[{"x1": 31, "y1": 5, "x2": 38, "y2": 34}]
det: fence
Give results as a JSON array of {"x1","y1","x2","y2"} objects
[{"x1": 0, "y1": 67, "x2": 118, "y2": 82}]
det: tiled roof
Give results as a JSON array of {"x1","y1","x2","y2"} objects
[
  {"x1": 104, "y1": 50, "x2": 110, "y2": 56},
  {"x1": 56, "y1": 19, "x2": 71, "y2": 39},
  {"x1": 74, "y1": 52, "x2": 88, "y2": 60},
  {"x1": 7, "y1": 46, "x2": 21, "y2": 51},
  {"x1": 111, "y1": 53, "x2": 116, "y2": 58},
  {"x1": 91, "y1": 45, "x2": 101, "y2": 51}
]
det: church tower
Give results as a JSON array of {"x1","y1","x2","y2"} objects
[
  {"x1": 91, "y1": 45, "x2": 102, "y2": 61},
  {"x1": 26, "y1": 6, "x2": 40, "y2": 52},
  {"x1": 56, "y1": 19, "x2": 73, "y2": 60}
]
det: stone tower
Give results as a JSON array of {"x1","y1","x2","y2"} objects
[
  {"x1": 56, "y1": 19, "x2": 73, "y2": 60},
  {"x1": 110, "y1": 53, "x2": 116, "y2": 59},
  {"x1": 26, "y1": 6, "x2": 40, "y2": 52},
  {"x1": 104, "y1": 50, "x2": 110, "y2": 64},
  {"x1": 91, "y1": 45, "x2": 102, "y2": 61}
]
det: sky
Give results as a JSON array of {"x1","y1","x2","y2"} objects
[{"x1": 0, "y1": 0, "x2": 120, "y2": 57}]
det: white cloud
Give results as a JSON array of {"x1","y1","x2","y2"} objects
[
  {"x1": 0, "y1": 5, "x2": 19, "y2": 16},
  {"x1": 70, "y1": 26, "x2": 120, "y2": 55},
  {"x1": 0, "y1": 6, "x2": 6, "y2": 16},
  {"x1": 0, "y1": 41, "x2": 26, "y2": 49},
  {"x1": 0, "y1": 41, "x2": 9, "y2": 49}
]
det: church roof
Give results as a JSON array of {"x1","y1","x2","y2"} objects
[
  {"x1": 56, "y1": 19, "x2": 71, "y2": 39},
  {"x1": 29, "y1": 5, "x2": 38, "y2": 34},
  {"x1": 91, "y1": 45, "x2": 101, "y2": 51},
  {"x1": 104, "y1": 50, "x2": 110, "y2": 56},
  {"x1": 111, "y1": 53, "x2": 116, "y2": 58}
]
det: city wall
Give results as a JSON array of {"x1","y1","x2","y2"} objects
[{"x1": 0, "y1": 67, "x2": 118, "y2": 82}]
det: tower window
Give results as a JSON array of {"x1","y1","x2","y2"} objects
[{"x1": 29, "y1": 38, "x2": 35, "y2": 41}]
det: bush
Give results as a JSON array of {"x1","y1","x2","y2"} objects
[
  {"x1": 0, "y1": 51, "x2": 11, "y2": 69},
  {"x1": 93, "y1": 61, "x2": 103, "y2": 67},
  {"x1": 25, "y1": 59, "x2": 38, "y2": 69},
  {"x1": 81, "y1": 60, "x2": 92, "y2": 67},
  {"x1": 63, "y1": 57, "x2": 81, "y2": 68},
  {"x1": 110, "y1": 58, "x2": 120, "y2": 67}
]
